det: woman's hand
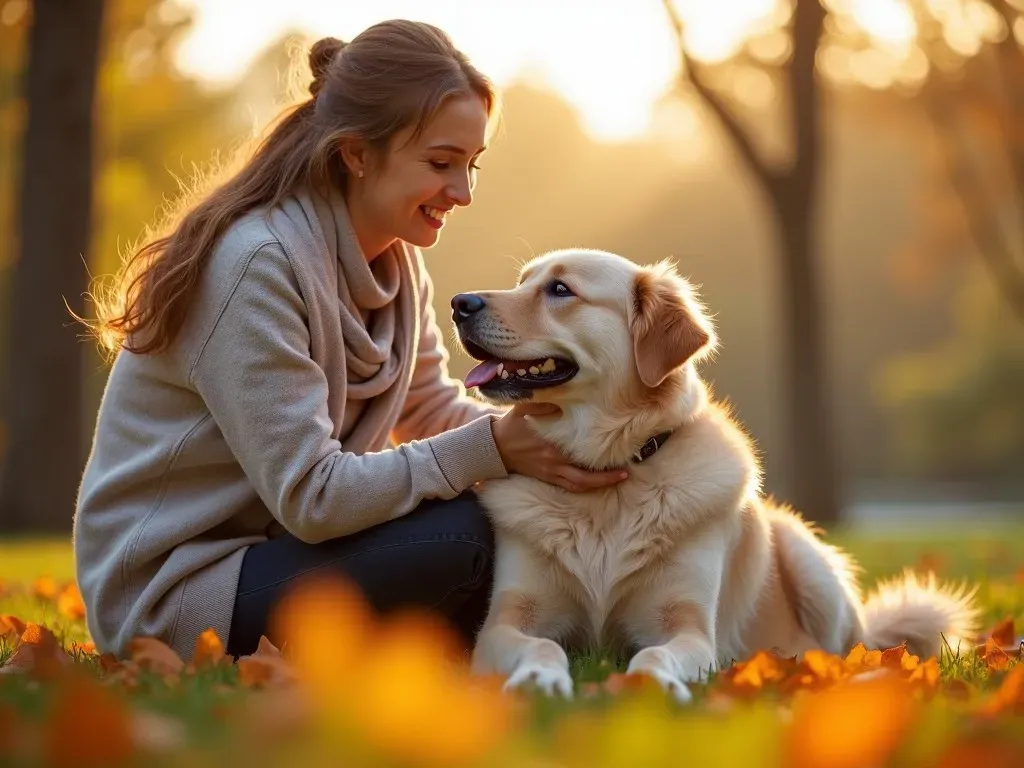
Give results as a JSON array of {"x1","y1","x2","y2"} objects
[{"x1": 491, "y1": 402, "x2": 628, "y2": 492}]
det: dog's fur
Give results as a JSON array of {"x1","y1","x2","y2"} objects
[{"x1": 453, "y1": 248, "x2": 979, "y2": 702}]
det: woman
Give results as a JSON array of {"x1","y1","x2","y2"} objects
[{"x1": 75, "y1": 19, "x2": 627, "y2": 661}]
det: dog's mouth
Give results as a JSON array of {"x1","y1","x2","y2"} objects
[{"x1": 462, "y1": 339, "x2": 579, "y2": 392}]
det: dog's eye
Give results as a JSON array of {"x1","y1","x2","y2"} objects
[{"x1": 548, "y1": 280, "x2": 574, "y2": 297}]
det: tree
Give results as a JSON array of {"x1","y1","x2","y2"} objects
[
  {"x1": 661, "y1": 0, "x2": 842, "y2": 523},
  {"x1": 0, "y1": 0, "x2": 105, "y2": 531},
  {"x1": 911, "y1": 0, "x2": 1024, "y2": 323}
]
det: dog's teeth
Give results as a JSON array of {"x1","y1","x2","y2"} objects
[
  {"x1": 500, "y1": 370, "x2": 509, "y2": 379},
  {"x1": 517, "y1": 369, "x2": 527, "y2": 376},
  {"x1": 496, "y1": 363, "x2": 504, "y2": 375},
  {"x1": 540, "y1": 358, "x2": 556, "y2": 373},
  {"x1": 529, "y1": 366, "x2": 540, "y2": 375}
]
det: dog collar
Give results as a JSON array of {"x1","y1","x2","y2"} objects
[{"x1": 632, "y1": 430, "x2": 674, "y2": 463}]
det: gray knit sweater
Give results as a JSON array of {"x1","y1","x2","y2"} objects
[{"x1": 73, "y1": 186, "x2": 507, "y2": 659}]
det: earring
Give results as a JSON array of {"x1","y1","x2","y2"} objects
[{"x1": 357, "y1": 170, "x2": 364, "y2": 178}]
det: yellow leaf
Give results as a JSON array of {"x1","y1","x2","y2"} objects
[
  {"x1": 844, "y1": 642, "x2": 883, "y2": 671},
  {"x1": 354, "y1": 610, "x2": 513, "y2": 767}
]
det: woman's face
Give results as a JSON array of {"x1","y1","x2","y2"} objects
[{"x1": 348, "y1": 93, "x2": 490, "y2": 255}]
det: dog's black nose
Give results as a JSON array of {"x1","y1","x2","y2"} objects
[{"x1": 451, "y1": 293, "x2": 486, "y2": 321}]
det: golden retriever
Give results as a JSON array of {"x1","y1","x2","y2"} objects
[{"x1": 452, "y1": 247, "x2": 978, "y2": 702}]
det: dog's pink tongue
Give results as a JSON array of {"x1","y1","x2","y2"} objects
[{"x1": 465, "y1": 359, "x2": 501, "y2": 389}]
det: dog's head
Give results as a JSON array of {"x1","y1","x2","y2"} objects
[{"x1": 452, "y1": 248, "x2": 717, "y2": 405}]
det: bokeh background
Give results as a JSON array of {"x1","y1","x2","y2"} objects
[{"x1": 1, "y1": 0, "x2": 1022, "y2": 536}]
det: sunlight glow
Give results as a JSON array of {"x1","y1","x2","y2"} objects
[{"x1": 173, "y1": 0, "x2": 962, "y2": 143}]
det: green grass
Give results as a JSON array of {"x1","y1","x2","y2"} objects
[{"x1": 2, "y1": 528, "x2": 1024, "y2": 765}]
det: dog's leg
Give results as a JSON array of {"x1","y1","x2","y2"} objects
[
  {"x1": 621, "y1": 532, "x2": 727, "y2": 704},
  {"x1": 471, "y1": 534, "x2": 578, "y2": 698}
]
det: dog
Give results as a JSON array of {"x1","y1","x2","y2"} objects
[{"x1": 451, "y1": 247, "x2": 979, "y2": 702}]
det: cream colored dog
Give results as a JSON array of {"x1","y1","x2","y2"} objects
[{"x1": 452, "y1": 247, "x2": 978, "y2": 703}]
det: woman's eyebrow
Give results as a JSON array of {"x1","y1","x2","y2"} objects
[{"x1": 427, "y1": 143, "x2": 487, "y2": 156}]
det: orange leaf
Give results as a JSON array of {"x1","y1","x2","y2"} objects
[
  {"x1": 57, "y1": 583, "x2": 86, "y2": 622},
  {"x1": 42, "y1": 674, "x2": 135, "y2": 768},
  {"x1": 237, "y1": 635, "x2": 295, "y2": 689},
  {"x1": 127, "y1": 637, "x2": 185, "y2": 678},
  {"x1": 880, "y1": 645, "x2": 907, "y2": 669},
  {"x1": 192, "y1": 628, "x2": 226, "y2": 669},
  {"x1": 989, "y1": 617, "x2": 1016, "y2": 648},
  {"x1": 0, "y1": 615, "x2": 27, "y2": 641},
  {"x1": 0, "y1": 623, "x2": 73, "y2": 681},
  {"x1": 977, "y1": 664, "x2": 1024, "y2": 717},
  {"x1": 31, "y1": 577, "x2": 60, "y2": 602},
  {"x1": 844, "y1": 642, "x2": 883, "y2": 671},
  {"x1": 784, "y1": 675, "x2": 919, "y2": 768},
  {"x1": 984, "y1": 638, "x2": 1012, "y2": 672}
]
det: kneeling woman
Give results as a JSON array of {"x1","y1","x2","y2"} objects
[{"x1": 74, "y1": 19, "x2": 626, "y2": 660}]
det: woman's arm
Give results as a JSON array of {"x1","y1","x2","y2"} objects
[
  {"x1": 391, "y1": 257, "x2": 507, "y2": 445},
  {"x1": 191, "y1": 245, "x2": 507, "y2": 544}
]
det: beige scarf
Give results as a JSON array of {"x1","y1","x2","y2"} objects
[{"x1": 266, "y1": 183, "x2": 420, "y2": 453}]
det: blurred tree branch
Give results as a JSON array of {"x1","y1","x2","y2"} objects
[
  {"x1": 912, "y1": 0, "x2": 1024, "y2": 323},
  {"x1": 661, "y1": 0, "x2": 841, "y2": 523}
]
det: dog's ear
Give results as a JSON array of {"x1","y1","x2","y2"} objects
[{"x1": 630, "y1": 265, "x2": 715, "y2": 388}]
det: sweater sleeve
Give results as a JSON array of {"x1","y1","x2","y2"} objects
[
  {"x1": 190, "y1": 245, "x2": 507, "y2": 544},
  {"x1": 392, "y1": 257, "x2": 507, "y2": 445}
]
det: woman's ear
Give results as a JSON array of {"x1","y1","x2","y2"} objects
[
  {"x1": 630, "y1": 265, "x2": 716, "y2": 388},
  {"x1": 338, "y1": 136, "x2": 369, "y2": 178}
]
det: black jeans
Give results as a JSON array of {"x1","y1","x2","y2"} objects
[{"x1": 225, "y1": 491, "x2": 495, "y2": 658}]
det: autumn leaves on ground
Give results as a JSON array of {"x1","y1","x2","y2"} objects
[{"x1": 2, "y1": 536, "x2": 1024, "y2": 767}]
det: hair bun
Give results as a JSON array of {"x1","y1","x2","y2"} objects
[{"x1": 309, "y1": 36, "x2": 345, "y2": 95}]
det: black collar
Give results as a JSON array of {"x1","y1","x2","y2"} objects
[{"x1": 632, "y1": 430, "x2": 674, "y2": 463}]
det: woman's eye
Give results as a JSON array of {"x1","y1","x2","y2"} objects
[
  {"x1": 429, "y1": 160, "x2": 450, "y2": 171},
  {"x1": 548, "y1": 280, "x2": 574, "y2": 297}
]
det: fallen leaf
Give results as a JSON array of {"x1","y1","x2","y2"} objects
[
  {"x1": 784, "y1": 675, "x2": 919, "y2": 768},
  {"x1": 984, "y1": 638, "x2": 1012, "y2": 672},
  {"x1": 990, "y1": 617, "x2": 1016, "y2": 648},
  {"x1": 31, "y1": 577, "x2": 60, "y2": 602},
  {"x1": 191, "y1": 628, "x2": 226, "y2": 669},
  {"x1": 236, "y1": 635, "x2": 295, "y2": 689},
  {"x1": 42, "y1": 674, "x2": 136, "y2": 768},
  {"x1": 127, "y1": 637, "x2": 184, "y2": 680},
  {"x1": 844, "y1": 642, "x2": 883, "y2": 672},
  {"x1": 0, "y1": 623, "x2": 73, "y2": 681},
  {"x1": 57, "y1": 583, "x2": 86, "y2": 622},
  {"x1": 0, "y1": 615, "x2": 27, "y2": 641},
  {"x1": 976, "y1": 664, "x2": 1024, "y2": 717}
]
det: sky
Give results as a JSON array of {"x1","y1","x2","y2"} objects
[{"x1": 174, "y1": 0, "x2": 918, "y2": 142}]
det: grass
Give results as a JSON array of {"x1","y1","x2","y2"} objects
[{"x1": 2, "y1": 526, "x2": 1024, "y2": 766}]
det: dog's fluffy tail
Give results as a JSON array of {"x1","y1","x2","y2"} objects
[{"x1": 861, "y1": 569, "x2": 980, "y2": 659}]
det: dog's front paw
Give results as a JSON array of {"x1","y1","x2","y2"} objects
[
  {"x1": 626, "y1": 647, "x2": 694, "y2": 704},
  {"x1": 504, "y1": 662, "x2": 574, "y2": 699}
]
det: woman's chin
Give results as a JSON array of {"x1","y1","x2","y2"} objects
[{"x1": 404, "y1": 227, "x2": 442, "y2": 249}]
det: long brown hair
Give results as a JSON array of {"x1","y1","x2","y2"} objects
[{"x1": 86, "y1": 19, "x2": 498, "y2": 356}]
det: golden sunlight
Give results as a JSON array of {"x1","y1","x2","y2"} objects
[{"x1": 176, "y1": 0, "x2": 932, "y2": 142}]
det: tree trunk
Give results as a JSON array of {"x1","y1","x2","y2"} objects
[
  {"x1": 774, "y1": 194, "x2": 841, "y2": 524},
  {"x1": 0, "y1": 0, "x2": 105, "y2": 533}
]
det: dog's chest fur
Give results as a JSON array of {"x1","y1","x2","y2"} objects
[{"x1": 479, "y1": 419, "x2": 752, "y2": 648}]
